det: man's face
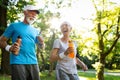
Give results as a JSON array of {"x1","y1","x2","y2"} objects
[{"x1": 24, "y1": 10, "x2": 38, "y2": 24}]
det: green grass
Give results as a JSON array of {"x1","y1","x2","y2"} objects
[
  {"x1": 0, "y1": 70, "x2": 120, "y2": 80},
  {"x1": 78, "y1": 71, "x2": 120, "y2": 80},
  {"x1": 40, "y1": 70, "x2": 56, "y2": 80},
  {"x1": 0, "y1": 74, "x2": 11, "y2": 80},
  {"x1": 104, "y1": 68, "x2": 120, "y2": 72}
]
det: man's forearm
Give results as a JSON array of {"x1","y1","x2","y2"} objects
[{"x1": 0, "y1": 36, "x2": 7, "y2": 48}]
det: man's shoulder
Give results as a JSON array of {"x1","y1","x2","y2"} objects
[{"x1": 9, "y1": 22, "x2": 22, "y2": 26}]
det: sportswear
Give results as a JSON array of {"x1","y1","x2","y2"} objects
[
  {"x1": 3, "y1": 22, "x2": 39, "y2": 64},
  {"x1": 53, "y1": 39, "x2": 78, "y2": 74}
]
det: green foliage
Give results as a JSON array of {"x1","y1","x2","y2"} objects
[
  {"x1": 106, "y1": 52, "x2": 120, "y2": 69},
  {"x1": 91, "y1": 0, "x2": 120, "y2": 68},
  {"x1": 92, "y1": 62, "x2": 104, "y2": 72},
  {"x1": 7, "y1": 0, "x2": 37, "y2": 23}
]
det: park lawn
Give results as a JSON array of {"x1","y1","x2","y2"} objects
[
  {"x1": 0, "y1": 74, "x2": 11, "y2": 80},
  {"x1": 78, "y1": 71, "x2": 120, "y2": 80},
  {"x1": 0, "y1": 70, "x2": 120, "y2": 80}
]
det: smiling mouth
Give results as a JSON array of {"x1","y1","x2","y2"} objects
[{"x1": 63, "y1": 30, "x2": 68, "y2": 32}]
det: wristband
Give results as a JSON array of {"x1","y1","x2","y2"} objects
[
  {"x1": 5, "y1": 45, "x2": 11, "y2": 52},
  {"x1": 59, "y1": 52, "x2": 66, "y2": 59}
]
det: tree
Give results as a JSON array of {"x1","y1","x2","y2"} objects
[
  {"x1": 0, "y1": 0, "x2": 10, "y2": 74},
  {"x1": 92, "y1": 0, "x2": 120, "y2": 80}
]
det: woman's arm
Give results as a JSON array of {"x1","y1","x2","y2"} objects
[
  {"x1": 76, "y1": 58, "x2": 88, "y2": 71},
  {"x1": 49, "y1": 48, "x2": 61, "y2": 62}
]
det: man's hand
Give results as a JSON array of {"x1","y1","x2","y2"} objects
[
  {"x1": 41, "y1": 43, "x2": 45, "y2": 49},
  {"x1": 9, "y1": 42, "x2": 20, "y2": 55}
]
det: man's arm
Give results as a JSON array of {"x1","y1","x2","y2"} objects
[
  {"x1": 37, "y1": 36, "x2": 45, "y2": 49},
  {"x1": 0, "y1": 35, "x2": 8, "y2": 48},
  {"x1": 0, "y1": 35, "x2": 20, "y2": 55}
]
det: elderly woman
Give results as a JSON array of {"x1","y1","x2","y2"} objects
[{"x1": 50, "y1": 21, "x2": 88, "y2": 80}]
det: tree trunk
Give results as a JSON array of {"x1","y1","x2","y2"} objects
[
  {"x1": 0, "y1": 1, "x2": 10, "y2": 74},
  {"x1": 97, "y1": 22, "x2": 105, "y2": 80},
  {"x1": 39, "y1": 49, "x2": 45, "y2": 71},
  {"x1": 96, "y1": 54, "x2": 105, "y2": 80},
  {"x1": 0, "y1": 50, "x2": 10, "y2": 74},
  {"x1": 36, "y1": 47, "x2": 45, "y2": 71},
  {"x1": 48, "y1": 62, "x2": 54, "y2": 76},
  {"x1": 0, "y1": 1, "x2": 7, "y2": 34}
]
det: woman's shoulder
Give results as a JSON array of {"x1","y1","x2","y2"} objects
[
  {"x1": 71, "y1": 40, "x2": 78, "y2": 47},
  {"x1": 54, "y1": 38, "x2": 61, "y2": 43},
  {"x1": 55, "y1": 38, "x2": 62, "y2": 41}
]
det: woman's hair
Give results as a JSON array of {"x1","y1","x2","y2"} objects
[{"x1": 60, "y1": 21, "x2": 72, "y2": 29}]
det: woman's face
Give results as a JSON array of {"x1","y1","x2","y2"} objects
[{"x1": 60, "y1": 24, "x2": 72, "y2": 36}]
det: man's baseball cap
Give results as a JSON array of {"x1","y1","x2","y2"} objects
[{"x1": 23, "y1": 5, "x2": 40, "y2": 14}]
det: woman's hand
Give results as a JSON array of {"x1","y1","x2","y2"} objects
[
  {"x1": 64, "y1": 47, "x2": 74, "y2": 56},
  {"x1": 76, "y1": 58, "x2": 88, "y2": 71},
  {"x1": 82, "y1": 64, "x2": 88, "y2": 71}
]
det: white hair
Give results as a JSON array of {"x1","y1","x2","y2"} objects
[{"x1": 60, "y1": 21, "x2": 72, "y2": 29}]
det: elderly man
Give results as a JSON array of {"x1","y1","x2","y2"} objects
[{"x1": 0, "y1": 5, "x2": 44, "y2": 80}]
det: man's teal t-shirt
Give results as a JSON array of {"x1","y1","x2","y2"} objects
[{"x1": 3, "y1": 22, "x2": 39, "y2": 64}]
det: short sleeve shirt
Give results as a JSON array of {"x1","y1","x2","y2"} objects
[
  {"x1": 53, "y1": 39, "x2": 78, "y2": 74},
  {"x1": 3, "y1": 22, "x2": 39, "y2": 64}
]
